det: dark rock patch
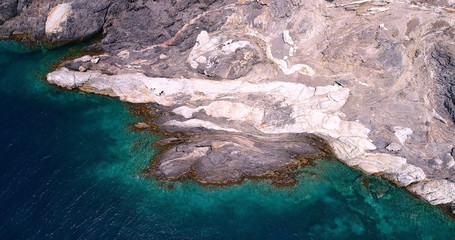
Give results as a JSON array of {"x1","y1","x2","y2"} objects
[
  {"x1": 431, "y1": 42, "x2": 455, "y2": 123},
  {"x1": 152, "y1": 133, "x2": 330, "y2": 185}
]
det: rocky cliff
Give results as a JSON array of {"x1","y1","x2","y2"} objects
[{"x1": 2, "y1": 0, "x2": 455, "y2": 213}]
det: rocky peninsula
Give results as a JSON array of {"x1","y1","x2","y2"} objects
[{"x1": 2, "y1": 0, "x2": 455, "y2": 213}]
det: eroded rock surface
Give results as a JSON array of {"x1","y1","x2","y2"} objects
[
  {"x1": 409, "y1": 180, "x2": 455, "y2": 205},
  {"x1": 188, "y1": 31, "x2": 262, "y2": 79},
  {"x1": 154, "y1": 133, "x2": 327, "y2": 185},
  {"x1": 3, "y1": 0, "x2": 455, "y2": 210}
]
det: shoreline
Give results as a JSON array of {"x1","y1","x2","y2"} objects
[
  {"x1": 131, "y1": 100, "x2": 455, "y2": 219},
  {"x1": 44, "y1": 59, "x2": 455, "y2": 215},
  {"x1": 2, "y1": 0, "x2": 455, "y2": 218},
  {"x1": 4, "y1": 30, "x2": 455, "y2": 239}
]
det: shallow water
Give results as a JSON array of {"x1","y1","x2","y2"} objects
[{"x1": 1, "y1": 41, "x2": 455, "y2": 239}]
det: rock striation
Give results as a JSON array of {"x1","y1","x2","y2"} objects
[{"x1": 3, "y1": 0, "x2": 455, "y2": 211}]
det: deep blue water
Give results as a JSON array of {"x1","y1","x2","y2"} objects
[{"x1": 1, "y1": 41, "x2": 455, "y2": 239}]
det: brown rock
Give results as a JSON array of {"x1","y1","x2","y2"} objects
[{"x1": 134, "y1": 122, "x2": 150, "y2": 129}]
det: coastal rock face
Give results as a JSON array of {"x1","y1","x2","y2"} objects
[
  {"x1": 343, "y1": 153, "x2": 426, "y2": 187},
  {"x1": 4, "y1": 0, "x2": 455, "y2": 208},
  {"x1": 409, "y1": 180, "x2": 455, "y2": 205}
]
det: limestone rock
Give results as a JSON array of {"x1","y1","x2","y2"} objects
[
  {"x1": 343, "y1": 153, "x2": 425, "y2": 186},
  {"x1": 74, "y1": 55, "x2": 93, "y2": 63},
  {"x1": 45, "y1": 3, "x2": 72, "y2": 36},
  {"x1": 395, "y1": 164, "x2": 426, "y2": 187},
  {"x1": 47, "y1": 67, "x2": 100, "y2": 89},
  {"x1": 134, "y1": 122, "x2": 150, "y2": 129},
  {"x1": 346, "y1": 153, "x2": 407, "y2": 175},
  {"x1": 408, "y1": 179, "x2": 455, "y2": 205},
  {"x1": 91, "y1": 58, "x2": 100, "y2": 64},
  {"x1": 393, "y1": 126, "x2": 413, "y2": 144}
]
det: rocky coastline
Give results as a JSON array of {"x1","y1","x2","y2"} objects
[{"x1": 2, "y1": 0, "x2": 455, "y2": 213}]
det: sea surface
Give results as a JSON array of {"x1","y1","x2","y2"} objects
[{"x1": 1, "y1": 41, "x2": 455, "y2": 240}]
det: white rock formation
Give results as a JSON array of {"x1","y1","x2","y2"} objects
[
  {"x1": 396, "y1": 164, "x2": 426, "y2": 186},
  {"x1": 283, "y1": 30, "x2": 295, "y2": 45},
  {"x1": 47, "y1": 67, "x2": 102, "y2": 89},
  {"x1": 74, "y1": 55, "x2": 93, "y2": 63},
  {"x1": 188, "y1": 31, "x2": 251, "y2": 70},
  {"x1": 45, "y1": 3, "x2": 72, "y2": 35},
  {"x1": 393, "y1": 126, "x2": 413, "y2": 144},
  {"x1": 247, "y1": 29, "x2": 315, "y2": 76},
  {"x1": 47, "y1": 67, "x2": 426, "y2": 187},
  {"x1": 409, "y1": 180, "x2": 455, "y2": 205}
]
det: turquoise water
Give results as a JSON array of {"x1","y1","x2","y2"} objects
[{"x1": 1, "y1": 41, "x2": 455, "y2": 239}]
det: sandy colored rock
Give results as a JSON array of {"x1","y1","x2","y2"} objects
[
  {"x1": 134, "y1": 122, "x2": 150, "y2": 129},
  {"x1": 386, "y1": 142, "x2": 402, "y2": 152},
  {"x1": 45, "y1": 3, "x2": 72, "y2": 35},
  {"x1": 408, "y1": 180, "x2": 455, "y2": 205}
]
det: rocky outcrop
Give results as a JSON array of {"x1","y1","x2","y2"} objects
[
  {"x1": 188, "y1": 31, "x2": 262, "y2": 79},
  {"x1": 47, "y1": 67, "x2": 103, "y2": 89},
  {"x1": 46, "y1": 65, "x2": 428, "y2": 188},
  {"x1": 409, "y1": 180, "x2": 455, "y2": 205},
  {"x1": 4, "y1": 0, "x2": 455, "y2": 211},
  {"x1": 154, "y1": 133, "x2": 327, "y2": 185}
]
